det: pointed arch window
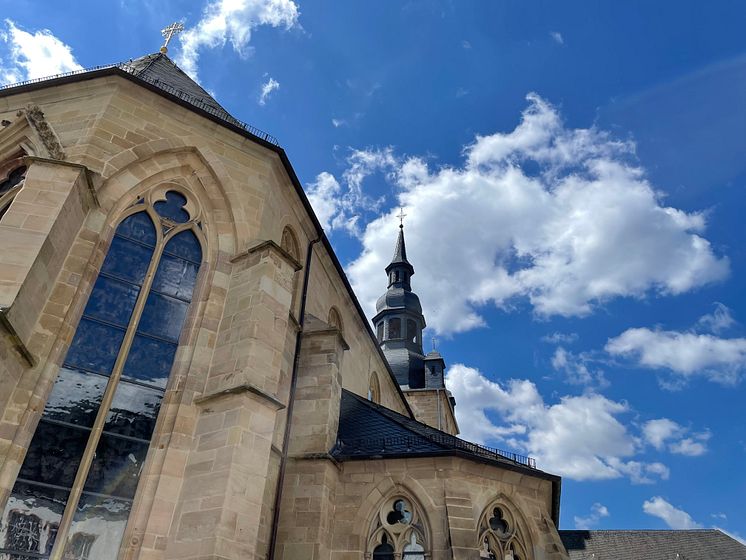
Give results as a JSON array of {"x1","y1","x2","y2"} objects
[
  {"x1": 0, "y1": 189, "x2": 204, "y2": 560},
  {"x1": 367, "y1": 494, "x2": 429, "y2": 560},
  {"x1": 368, "y1": 371, "x2": 381, "y2": 403},
  {"x1": 478, "y1": 501, "x2": 532, "y2": 560},
  {"x1": 0, "y1": 151, "x2": 27, "y2": 222}
]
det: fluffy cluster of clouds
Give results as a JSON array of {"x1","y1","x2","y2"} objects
[
  {"x1": 607, "y1": 304, "x2": 746, "y2": 385},
  {"x1": 642, "y1": 418, "x2": 710, "y2": 457},
  {"x1": 0, "y1": 19, "x2": 82, "y2": 85},
  {"x1": 445, "y1": 363, "x2": 685, "y2": 482},
  {"x1": 176, "y1": 0, "x2": 299, "y2": 81},
  {"x1": 574, "y1": 502, "x2": 609, "y2": 530},
  {"x1": 643, "y1": 496, "x2": 701, "y2": 529},
  {"x1": 311, "y1": 94, "x2": 729, "y2": 335}
]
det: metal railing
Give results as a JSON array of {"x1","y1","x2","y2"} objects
[
  {"x1": 0, "y1": 59, "x2": 280, "y2": 146},
  {"x1": 335, "y1": 435, "x2": 537, "y2": 469}
]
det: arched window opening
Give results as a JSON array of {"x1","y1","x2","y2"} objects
[
  {"x1": 478, "y1": 501, "x2": 532, "y2": 560},
  {"x1": 0, "y1": 189, "x2": 204, "y2": 560},
  {"x1": 0, "y1": 151, "x2": 27, "y2": 222},
  {"x1": 388, "y1": 318, "x2": 401, "y2": 340},
  {"x1": 407, "y1": 319, "x2": 417, "y2": 344},
  {"x1": 280, "y1": 225, "x2": 300, "y2": 261},
  {"x1": 368, "y1": 372, "x2": 380, "y2": 403},
  {"x1": 328, "y1": 306, "x2": 343, "y2": 335},
  {"x1": 376, "y1": 322, "x2": 384, "y2": 342},
  {"x1": 367, "y1": 493, "x2": 430, "y2": 560}
]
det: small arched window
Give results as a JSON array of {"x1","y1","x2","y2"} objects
[
  {"x1": 367, "y1": 493, "x2": 429, "y2": 560},
  {"x1": 0, "y1": 188, "x2": 204, "y2": 559},
  {"x1": 388, "y1": 318, "x2": 401, "y2": 340},
  {"x1": 368, "y1": 371, "x2": 380, "y2": 403},
  {"x1": 407, "y1": 319, "x2": 417, "y2": 344},
  {"x1": 280, "y1": 225, "x2": 299, "y2": 261},
  {"x1": 478, "y1": 500, "x2": 532, "y2": 560},
  {"x1": 0, "y1": 151, "x2": 27, "y2": 222},
  {"x1": 328, "y1": 306, "x2": 343, "y2": 335}
]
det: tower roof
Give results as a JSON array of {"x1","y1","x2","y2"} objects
[{"x1": 386, "y1": 225, "x2": 414, "y2": 274}]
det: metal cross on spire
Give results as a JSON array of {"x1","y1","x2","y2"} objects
[
  {"x1": 160, "y1": 22, "x2": 185, "y2": 54},
  {"x1": 397, "y1": 207, "x2": 407, "y2": 228}
]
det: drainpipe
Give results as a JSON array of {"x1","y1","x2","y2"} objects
[{"x1": 267, "y1": 235, "x2": 320, "y2": 559}]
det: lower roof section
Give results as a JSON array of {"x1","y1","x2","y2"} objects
[{"x1": 559, "y1": 529, "x2": 746, "y2": 559}]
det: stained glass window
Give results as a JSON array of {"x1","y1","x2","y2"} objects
[{"x1": 0, "y1": 191, "x2": 203, "y2": 559}]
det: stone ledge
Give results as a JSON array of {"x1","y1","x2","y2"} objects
[
  {"x1": 194, "y1": 383, "x2": 286, "y2": 410},
  {"x1": 0, "y1": 306, "x2": 34, "y2": 366},
  {"x1": 230, "y1": 239, "x2": 302, "y2": 271},
  {"x1": 23, "y1": 155, "x2": 99, "y2": 207},
  {"x1": 301, "y1": 325, "x2": 350, "y2": 351}
]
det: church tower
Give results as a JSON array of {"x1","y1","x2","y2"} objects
[{"x1": 373, "y1": 223, "x2": 459, "y2": 434}]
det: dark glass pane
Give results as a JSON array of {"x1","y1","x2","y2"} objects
[
  {"x1": 0, "y1": 166, "x2": 26, "y2": 195},
  {"x1": 163, "y1": 229, "x2": 201, "y2": 263},
  {"x1": 100, "y1": 236, "x2": 154, "y2": 285},
  {"x1": 82, "y1": 276, "x2": 139, "y2": 328},
  {"x1": 0, "y1": 481, "x2": 67, "y2": 556},
  {"x1": 63, "y1": 493, "x2": 131, "y2": 560},
  {"x1": 151, "y1": 254, "x2": 199, "y2": 300},
  {"x1": 64, "y1": 319, "x2": 125, "y2": 375},
  {"x1": 388, "y1": 318, "x2": 401, "y2": 339},
  {"x1": 18, "y1": 421, "x2": 89, "y2": 488},
  {"x1": 105, "y1": 382, "x2": 162, "y2": 440},
  {"x1": 153, "y1": 191, "x2": 189, "y2": 223},
  {"x1": 372, "y1": 542, "x2": 395, "y2": 560},
  {"x1": 42, "y1": 368, "x2": 107, "y2": 428},
  {"x1": 138, "y1": 293, "x2": 188, "y2": 342},
  {"x1": 115, "y1": 211, "x2": 156, "y2": 246},
  {"x1": 83, "y1": 434, "x2": 149, "y2": 499},
  {"x1": 121, "y1": 336, "x2": 177, "y2": 389}
]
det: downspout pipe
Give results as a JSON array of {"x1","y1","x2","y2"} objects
[{"x1": 267, "y1": 235, "x2": 320, "y2": 560}]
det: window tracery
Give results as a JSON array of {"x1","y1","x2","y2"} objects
[
  {"x1": 478, "y1": 501, "x2": 531, "y2": 560},
  {"x1": 0, "y1": 188, "x2": 205, "y2": 560},
  {"x1": 367, "y1": 494, "x2": 429, "y2": 560}
]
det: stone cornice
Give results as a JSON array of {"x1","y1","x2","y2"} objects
[
  {"x1": 230, "y1": 239, "x2": 303, "y2": 271},
  {"x1": 194, "y1": 383, "x2": 286, "y2": 410},
  {"x1": 23, "y1": 155, "x2": 99, "y2": 207}
]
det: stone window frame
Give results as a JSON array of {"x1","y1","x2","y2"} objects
[
  {"x1": 477, "y1": 499, "x2": 532, "y2": 560},
  {"x1": 280, "y1": 225, "x2": 300, "y2": 261},
  {"x1": 365, "y1": 491, "x2": 431, "y2": 559},
  {"x1": 328, "y1": 306, "x2": 344, "y2": 335},
  {"x1": 0, "y1": 150, "x2": 27, "y2": 221},
  {"x1": 0, "y1": 185, "x2": 207, "y2": 560},
  {"x1": 368, "y1": 371, "x2": 381, "y2": 403}
]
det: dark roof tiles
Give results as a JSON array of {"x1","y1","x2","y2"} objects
[{"x1": 559, "y1": 529, "x2": 746, "y2": 559}]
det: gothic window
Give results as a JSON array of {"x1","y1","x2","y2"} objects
[
  {"x1": 388, "y1": 318, "x2": 401, "y2": 340},
  {"x1": 478, "y1": 501, "x2": 532, "y2": 560},
  {"x1": 407, "y1": 319, "x2": 417, "y2": 344},
  {"x1": 328, "y1": 306, "x2": 343, "y2": 335},
  {"x1": 368, "y1": 372, "x2": 380, "y2": 403},
  {"x1": 0, "y1": 188, "x2": 204, "y2": 560},
  {"x1": 280, "y1": 225, "x2": 299, "y2": 261},
  {"x1": 0, "y1": 151, "x2": 27, "y2": 222},
  {"x1": 367, "y1": 494, "x2": 429, "y2": 560}
]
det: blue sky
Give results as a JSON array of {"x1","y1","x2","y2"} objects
[{"x1": 1, "y1": 0, "x2": 745, "y2": 538}]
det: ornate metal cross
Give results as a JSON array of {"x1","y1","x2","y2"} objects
[
  {"x1": 397, "y1": 207, "x2": 407, "y2": 228},
  {"x1": 160, "y1": 22, "x2": 185, "y2": 53}
]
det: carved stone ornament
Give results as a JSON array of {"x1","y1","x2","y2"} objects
[{"x1": 16, "y1": 104, "x2": 66, "y2": 160}]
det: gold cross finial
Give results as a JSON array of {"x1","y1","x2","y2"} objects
[
  {"x1": 160, "y1": 22, "x2": 185, "y2": 54},
  {"x1": 397, "y1": 207, "x2": 407, "y2": 228}
]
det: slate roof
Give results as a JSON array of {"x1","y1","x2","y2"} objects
[
  {"x1": 559, "y1": 529, "x2": 746, "y2": 559},
  {"x1": 333, "y1": 390, "x2": 543, "y2": 472}
]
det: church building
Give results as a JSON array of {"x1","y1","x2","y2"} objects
[{"x1": 0, "y1": 49, "x2": 743, "y2": 560}]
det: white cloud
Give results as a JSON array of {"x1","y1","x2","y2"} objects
[
  {"x1": 462, "y1": 40, "x2": 472, "y2": 49},
  {"x1": 305, "y1": 172, "x2": 345, "y2": 231},
  {"x1": 698, "y1": 302, "x2": 736, "y2": 333},
  {"x1": 550, "y1": 31, "x2": 564, "y2": 45},
  {"x1": 445, "y1": 364, "x2": 668, "y2": 482},
  {"x1": 541, "y1": 332, "x2": 578, "y2": 344},
  {"x1": 606, "y1": 328, "x2": 746, "y2": 384},
  {"x1": 669, "y1": 433, "x2": 710, "y2": 457},
  {"x1": 0, "y1": 20, "x2": 82, "y2": 85},
  {"x1": 258, "y1": 76, "x2": 279, "y2": 105},
  {"x1": 642, "y1": 418, "x2": 683, "y2": 450},
  {"x1": 176, "y1": 0, "x2": 299, "y2": 80},
  {"x1": 551, "y1": 346, "x2": 608, "y2": 387},
  {"x1": 642, "y1": 418, "x2": 710, "y2": 456},
  {"x1": 643, "y1": 497, "x2": 701, "y2": 529},
  {"x1": 331, "y1": 118, "x2": 347, "y2": 128},
  {"x1": 574, "y1": 503, "x2": 609, "y2": 530},
  {"x1": 338, "y1": 94, "x2": 727, "y2": 335}
]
